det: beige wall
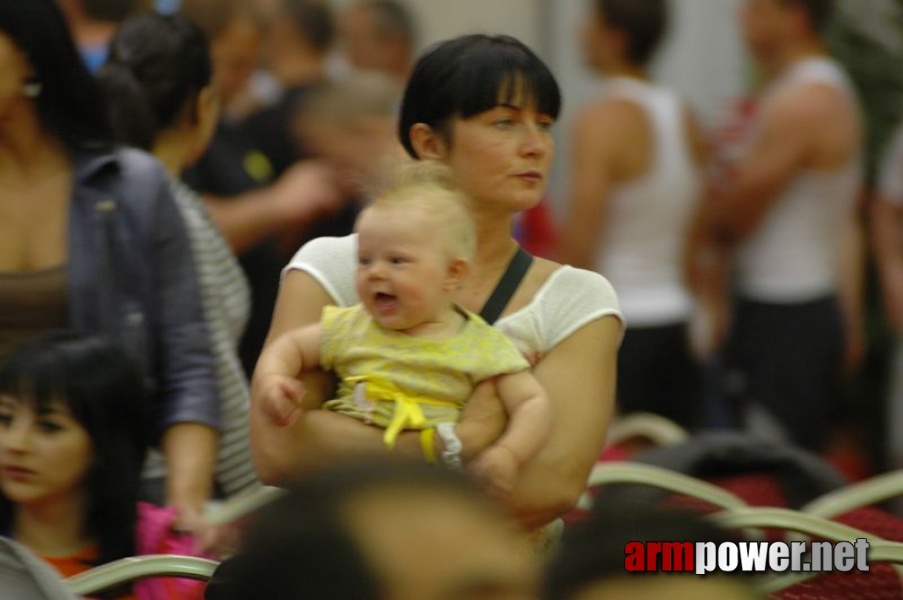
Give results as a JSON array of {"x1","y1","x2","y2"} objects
[{"x1": 327, "y1": 0, "x2": 544, "y2": 54}]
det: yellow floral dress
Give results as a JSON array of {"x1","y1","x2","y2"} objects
[{"x1": 320, "y1": 304, "x2": 530, "y2": 446}]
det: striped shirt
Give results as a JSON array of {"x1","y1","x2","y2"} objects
[{"x1": 143, "y1": 178, "x2": 258, "y2": 497}]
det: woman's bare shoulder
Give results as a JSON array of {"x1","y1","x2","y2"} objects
[
  {"x1": 530, "y1": 257, "x2": 618, "y2": 302},
  {"x1": 500, "y1": 256, "x2": 623, "y2": 351},
  {"x1": 523, "y1": 256, "x2": 561, "y2": 293}
]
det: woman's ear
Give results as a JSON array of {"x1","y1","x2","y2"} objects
[
  {"x1": 186, "y1": 86, "x2": 221, "y2": 165},
  {"x1": 195, "y1": 86, "x2": 220, "y2": 128},
  {"x1": 409, "y1": 122, "x2": 448, "y2": 161},
  {"x1": 444, "y1": 257, "x2": 470, "y2": 292}
]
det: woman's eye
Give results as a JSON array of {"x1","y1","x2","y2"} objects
[
  {"x1": 494, "y1": 119, "x2": 515, "y2": 129},
  {"x1": 390, "y1": 257, "x2": 408, "y2": 265},
  {"x1": 0, "y1": 413, "x2": 12, "y2": 427},
  {"x1": 37, "y1": 420, "x2": 63, "y2": 434},
  {"x1": 537, "y1": 119, "x2": 554, "y2": 132}
]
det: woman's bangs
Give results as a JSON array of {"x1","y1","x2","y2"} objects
[{"x1": 455, "y1": 48, "x2": 561, "y2": 119}]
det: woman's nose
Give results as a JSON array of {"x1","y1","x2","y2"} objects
[
  {"x1": 520, "y1": 124, "x2": 551, "y2": 158},
  {"x1": 1, "y1": 421, "x2": 30, "y2": 453}
]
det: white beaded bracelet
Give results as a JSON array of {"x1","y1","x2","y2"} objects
[{"x1": 436, "y1": 423, "x2": 463, "y2": 470}]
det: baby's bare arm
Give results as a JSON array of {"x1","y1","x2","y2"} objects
[
  {"x1": 490, "y1": 370, "x2": 553, "y2": 465},
  {"x1": 254, "y1": 323, "x2": 323, "y2": 381},
  {"x1": 251, "y1": 324, "x2": 323, "y2": 426}
]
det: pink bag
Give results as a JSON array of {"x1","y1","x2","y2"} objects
[{"x1": 133, "y1": 502, "x2": 210, "y2": 600}]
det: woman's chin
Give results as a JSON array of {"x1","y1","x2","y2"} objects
[
  {"x1": 509, "y1": 185, "x2": 547, "y2": 211},
  {"x1": 477, "y1": 193, "x2": 543, "y2": 218}
]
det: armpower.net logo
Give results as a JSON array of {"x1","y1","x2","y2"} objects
[{"x1": 625, "y1": 539, "x2": 871, "y2": 575}]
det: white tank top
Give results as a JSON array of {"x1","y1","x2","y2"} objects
[
  {"x1": 736, "y1": 58, "x2": 861, "y2": 302},
  {"x1": 594, "y1": 78, "x2": 701, "y2": 326}
]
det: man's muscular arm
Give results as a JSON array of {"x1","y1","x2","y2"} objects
[{"x1": 706, "y1": 84, "x2": 845, "y2": 244}]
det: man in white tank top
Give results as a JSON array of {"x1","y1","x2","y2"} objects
[
  {"x1": 560, "y1": 0, "x2": 707, "y2": 429},
  {"x1": 698, "y1": 0, "x2": 863, "y2": 451}
]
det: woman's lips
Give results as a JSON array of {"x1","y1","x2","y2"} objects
[{"x1": 3, "y1": 466, "x2": 35, "y2": 479}]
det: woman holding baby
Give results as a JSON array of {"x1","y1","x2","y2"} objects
[{"x1": 250, "y1": 33, "x2": 623, "y2": 530}]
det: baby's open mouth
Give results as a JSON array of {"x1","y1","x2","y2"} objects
[{"x1": 373, "y1": 292, "x2": 398, "y2": 310}]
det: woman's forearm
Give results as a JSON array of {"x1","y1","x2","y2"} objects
[
  {"x1": 508, "y1": 317, "x2": 621, "y2": 529},
  {"x1": 202, "y1": 163, "x2": 340, "y2": 254},
  {"x1": 511, "y1": 448, "x2": 600, "y2": 530},
  {"x1": 162, "y1": 422, "x2": 218, "y2": 510},
  {"x1": 250, "y1": 405, "x2": 429, "y2": 485}
]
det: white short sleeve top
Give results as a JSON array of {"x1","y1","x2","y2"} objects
[{"x1": 283, "y1": 235, "x2": 624, "y2": 363}]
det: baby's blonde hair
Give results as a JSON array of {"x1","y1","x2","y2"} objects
[{"x1": 362, "y1": 160, "x2": 477, "y2": 262}]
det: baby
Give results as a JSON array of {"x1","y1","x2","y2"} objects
[{"x1": 253, "y1": 162, "x2": 551, "y2": 497}]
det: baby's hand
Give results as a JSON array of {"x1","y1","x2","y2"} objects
[
  {"x1": 254, "y1": 374, "x2": 306, "y2": 427},
  {"x1": 469, "y1": 445, "x2": 520, "y2": 501}
]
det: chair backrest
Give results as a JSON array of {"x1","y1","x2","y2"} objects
[
  {"x1": 711, "y1": 507, "x2": 881, "y2": 544},
  {"x1": 580, "y1": 461, "x2": 749, "y2": 512},
  {"x1": 628, "y1": 431, "x2": 847, "y2": 508},
  {"x1": 604, "y1": 412, "x2": 690, "y2": 448},
  {"x1": 65, "y1": 554, "x2": 218, "y2": 597},
  {"x1": 762, "y1": 540, "x2": 903, "y2": 597},
  {"x1": 803, "y1": 470, "x2": 903, "y2": 519},
  {"x1": 712, "y1": 507, "x2": 903, "y2": 599},
  {"x1": 206, "y1": 485, "x2": 285, "y2": 526}
]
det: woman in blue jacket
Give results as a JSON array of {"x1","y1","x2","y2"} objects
[{"x1": 0, "y1": 0, "x2": 219, "y2": 537}]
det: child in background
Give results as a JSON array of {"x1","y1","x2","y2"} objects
[{"x1": 254, "y1": 163, "x2": 552, "y2": 498}]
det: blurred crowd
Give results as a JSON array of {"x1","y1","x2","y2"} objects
[{"x1": 2, "y1": 0, "x2": 903, "y2": 598}]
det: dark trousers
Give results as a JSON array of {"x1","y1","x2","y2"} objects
[
  {"x1": 617, "y1": 321, "x2": 702, "y2": 430},
  {"x1": 720, "y1": 296, "x2": 844, "y2": 452}
]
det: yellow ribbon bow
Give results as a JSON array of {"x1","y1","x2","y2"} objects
[{"x1": 345, "y1": 375, "x2": 458, "y2": 449}]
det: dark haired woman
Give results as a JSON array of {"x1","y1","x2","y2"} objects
[
  {"x1": 99, "y1": 11, "x2": 258, "y2": 511},
  {"x1": 0, "y1": 0, "x2": 219, "y2": 538},
  {"x1": 0, "y1": 332, "x2": 149, "y2": 585},
  {"x1": 251, "y1": 34, "x2": 625, "y2": 531},
  {"x1": 0, "y1": 332, "x2": 213, "y2": 599}
]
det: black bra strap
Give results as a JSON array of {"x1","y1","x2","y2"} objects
[{"x1": 479, "y1": 247, "x2": 534, "y2": 325}]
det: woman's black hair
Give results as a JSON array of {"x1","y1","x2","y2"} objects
[
  {"x1": 596, "y1": 0, "x2": 669, "y2": 67},
  {"x1": 98, "y1": 12, "x2": 213, "y2": 150},
  {"x1": 82, "y1": 0, "x2": 140, "y2": 23},
  {"x1": 0, "y1": 0, "x2": 112, "y2": 151},
  {"x1": 397, "y1": 33, "x2": 561, "y2": 158},
  {"x1": 0, "y1": 331, "x2": 151, "y2": 567},
  {"x1": 780, "y1": 0, "x2": 834, "y2": 33}
]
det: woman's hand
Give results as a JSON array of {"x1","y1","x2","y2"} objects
[
  {"x1": 469, "y1": 444, "x2": 519, "y2": 501},
  {"x1": 172, "y1": 505, "x2": 241, "y2": 558},
  {"x1": 162, "y1": 423, "x2": 217, "y2": 545}
]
